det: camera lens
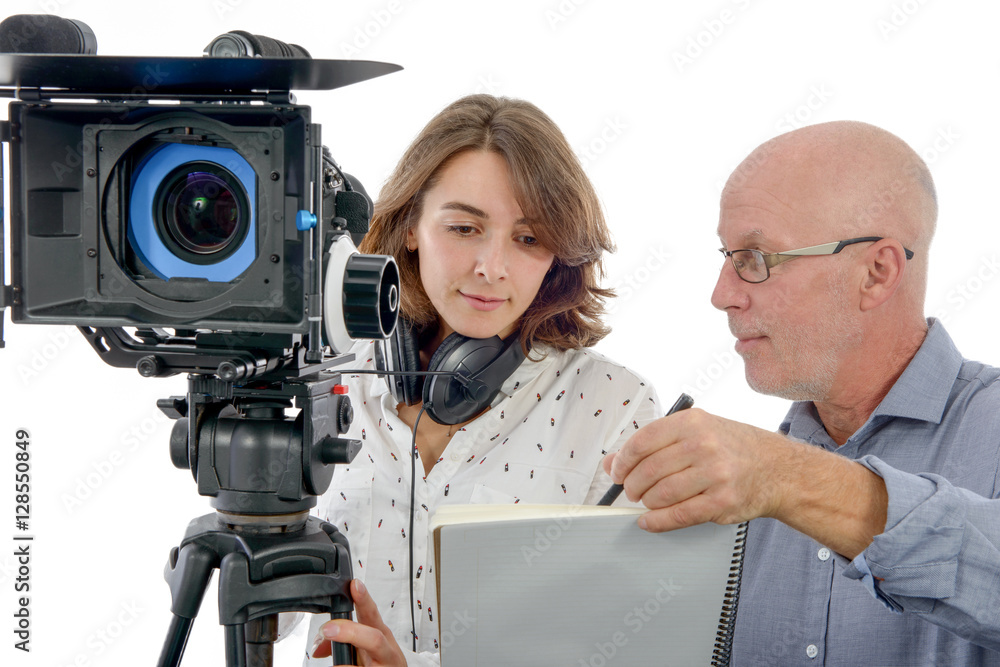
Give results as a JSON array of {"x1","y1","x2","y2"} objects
[
  {"x1": 128, "y1": 144, "x2": 257, "y2": 281},
  {"x1": 155, "y1": 162, "x2": 250, "y2": 263}
]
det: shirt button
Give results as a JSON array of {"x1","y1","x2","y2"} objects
[
  {"x1": 450, "y1": 453, "x2": 460, "y2": 462},
  {"x1": 817, "y1": 548, "x2": 831, "y2": 562},
  {"x1": 806, "y1": 644, "x2": 819, "y2": 659}
]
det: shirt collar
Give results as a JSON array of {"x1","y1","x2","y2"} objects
[
  {"x1": 871, "y1": 318, "x2": 962, "y2": 423},
  {"x1": 496, "y1": 343, "x2": 557, "y2": 402},
  {"x1": 781, "y1": 318, "x2": 963, "y2": 436}
]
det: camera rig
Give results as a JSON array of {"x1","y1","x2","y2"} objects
[{"x1": 1, "y1": 51, "x2": 403, "y2": 666}]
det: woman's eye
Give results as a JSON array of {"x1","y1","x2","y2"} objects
[
  {"x1": 519, "y1": 235, "x2": 538, "y2": 246},
  {"x1": 446, "y1": 225, "x2": 476, "y2": 235}
]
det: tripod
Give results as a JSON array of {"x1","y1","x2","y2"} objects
[{"x1": 156, "y1": 370, "x2": 363, "y2": 666}]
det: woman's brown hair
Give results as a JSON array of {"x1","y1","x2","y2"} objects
[{"x1": 359, "y1": 94, "x2": 615, "y2": 353}]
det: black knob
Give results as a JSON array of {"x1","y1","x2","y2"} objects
[
  {"x1": 137, "y1": 355, "x2": 163, "y2": 377},
  {"x1": 169, "y1": 418, "x2": 191, "y2": 470},
  {"x1": 337, "y1": 396, "x2": 354, "y2": 434},
  {"x1": 342, "y1": 254, "x2": 400, "y2": 339},
  {"x1": 318, "y1": 437, "x2": 362, "y2": 465},
  {"x1": 217, "y1": 360, "x2": 244, "y2": 382}
]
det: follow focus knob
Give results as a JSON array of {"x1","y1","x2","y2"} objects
[{"x1": 342, "y1": 253, "x2": 400, "y2": 339}]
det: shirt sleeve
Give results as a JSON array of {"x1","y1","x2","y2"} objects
[
  {"x1": 843, "y1": 455, "x2": 1000, "y2": 651},
  {"x1": 582, "y1": 379, "x2": 663, "y2": 506}
]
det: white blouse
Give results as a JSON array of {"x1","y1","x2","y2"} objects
[{"x1": 304, "y1": 341, "x2": 662, "y2": 666}]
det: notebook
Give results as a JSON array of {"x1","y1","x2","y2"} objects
[{"x1": 432, "y1": 504, "x2": 746, "y2": 666}]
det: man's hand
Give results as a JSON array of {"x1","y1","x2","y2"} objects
[
  {"x1": 310, "y1": 579, "x2": 408, "y2": 667},
  {"x1": 603, "y1": 408, "x2": 888, "y2": 559},
  {"x1": 604, "y1": 408, "x2": 787, "y2": 530}
]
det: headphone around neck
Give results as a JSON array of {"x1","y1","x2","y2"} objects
[{"x1": 374, "y1": 319, "x2": 526, "y2": 425}]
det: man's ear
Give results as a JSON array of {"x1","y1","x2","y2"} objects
[{"x1": 859, "y1": 240, "x2": 908, "y2": 311}]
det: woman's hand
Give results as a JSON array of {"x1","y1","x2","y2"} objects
[{"x1": 310, "y1": 579, "x2": 408, "y2": 667}]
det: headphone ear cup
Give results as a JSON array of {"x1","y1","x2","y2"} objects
[
  {"x1": 423, "y1": 333, "x2": 477, "y2": 424},
  {"x1": 395, "y1": 321, "x2": 423, "y2": 405},
  {"x1": 425, "y1": 332, "x2": 471, "y2": 377},
  {"x1": 375, "y1": 319, "x2": 422, "y2": 406},
  {"x1": 424, "y1": 334, "x2": 524, "y2": 425}
]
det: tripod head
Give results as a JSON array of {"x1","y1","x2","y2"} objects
[
  {"x1": 154, "y1": 365, "x2": 365, "y2": 667},
  {"x1": 162, "y1": 365, "x2": 361, "y2": 519}
]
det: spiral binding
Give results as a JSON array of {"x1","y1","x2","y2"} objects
[{"x1": 711, "y1": 521, "x2": 749, "y2": 666}]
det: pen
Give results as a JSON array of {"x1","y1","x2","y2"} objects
[{"x1": 596, "y1": 392, "x2": 695, "y2": 506}]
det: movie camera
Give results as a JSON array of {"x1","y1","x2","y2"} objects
[{"x1": 0, "y1": 14, "x2": 402, "y2": 666}]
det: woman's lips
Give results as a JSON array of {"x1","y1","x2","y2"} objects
[{"x1": 461, "y1": 293, "x2": 506, "y2": 312}]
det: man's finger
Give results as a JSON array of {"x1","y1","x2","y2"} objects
[
  {"x1": 638, "y1": 493, "x2": 718, "y2": 533},
  {"x1": 609, "y1": 411, "x2": 691, "y2": 482},
  {"x1": 639, "y1": 466, "x2": 710, "y2": 511},
  {"x1": 620, "y1": 440, "x2": 699, "y2": 502}
]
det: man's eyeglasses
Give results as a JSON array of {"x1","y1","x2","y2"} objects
[{"x1": 719, "y1": 236, "x2": 915, "y2": 284}]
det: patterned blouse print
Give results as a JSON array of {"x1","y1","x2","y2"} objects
[{"x1": 304, "y1": 341, "x2": 662, "y2": 666}]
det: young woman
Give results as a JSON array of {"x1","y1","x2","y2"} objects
[{"x1": 306, "y1": 94, "x2": 662, "y2": 666}]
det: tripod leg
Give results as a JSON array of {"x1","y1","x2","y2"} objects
[
  {"x1": 158, "y1": 615, "x2": 194, "y2": 667},
  {"x1": 244, "y1": 615, "x2": 277, "y2": 667},
  {"x1": 225, "y1": 623, "x2": 248, "y2": 667},
  {"x1": 329, "y1": 610, "x2": 357, "y2": 666},
  {"x1": 159, "y1": 543, "x2": 217, "y2": 667}
]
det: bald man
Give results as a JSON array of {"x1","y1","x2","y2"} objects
[{"x1": 606, "y1": 121, "x2": 1000, "y2": 664}]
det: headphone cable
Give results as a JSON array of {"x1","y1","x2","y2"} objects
[{"x1": 408, "y1": 404, "x2": 429, "y2": 653}]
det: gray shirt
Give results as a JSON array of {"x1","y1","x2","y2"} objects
[{"x1": 731, "y1": 319, "x2": 1000, "y2": 666}]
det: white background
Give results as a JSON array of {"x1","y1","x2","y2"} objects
[{"x1": 2, "y1": 1, "x2": 999, "y2": 665}]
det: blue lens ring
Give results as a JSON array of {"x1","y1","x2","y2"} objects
[{"x1": 128, "y1": 144, "x2": 256, "y2": 281}]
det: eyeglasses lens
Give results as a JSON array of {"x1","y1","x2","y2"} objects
[{"x1": 732, "y1": 250, "x2": 767, "y2": 283}]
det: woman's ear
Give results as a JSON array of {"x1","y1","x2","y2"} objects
[{"x1": 406, "y1": 228, "x2": 417, "y2": 252}]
